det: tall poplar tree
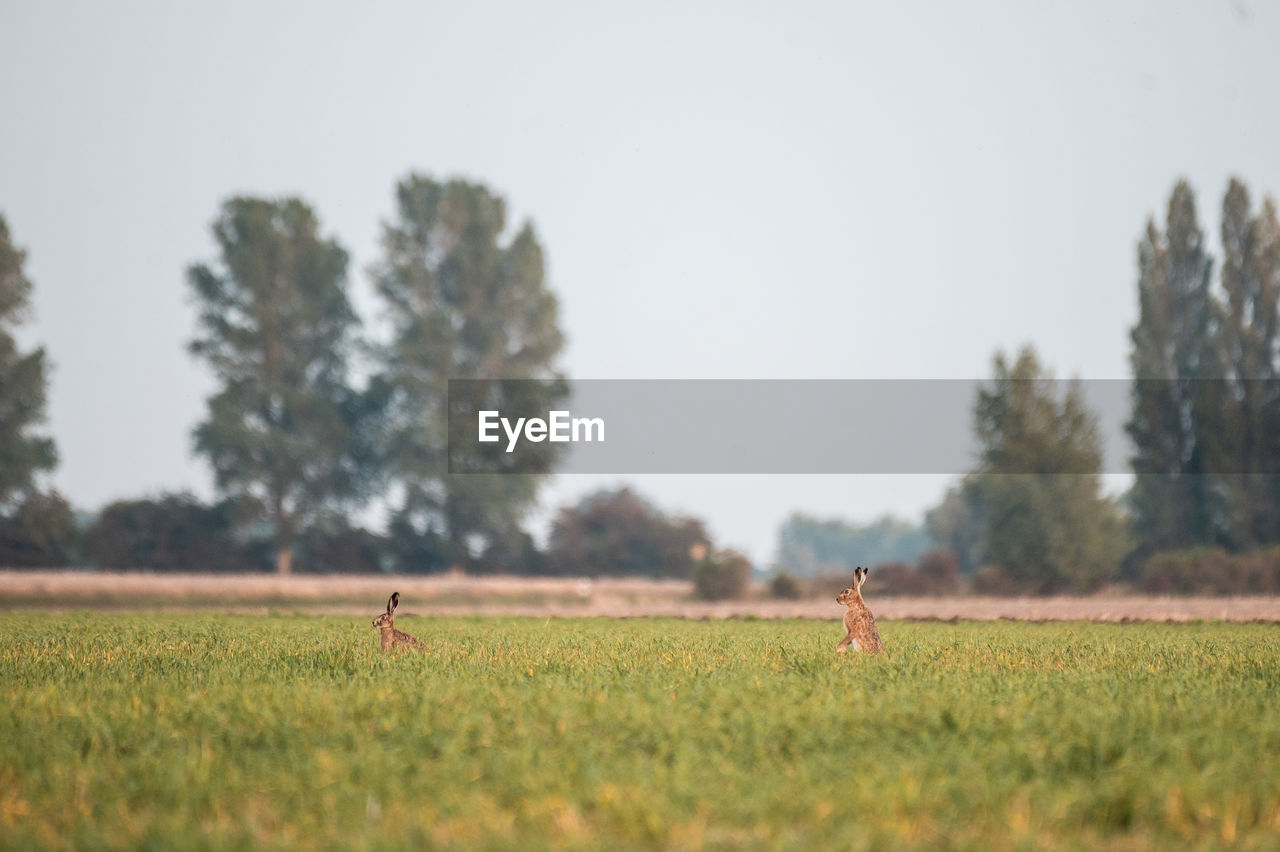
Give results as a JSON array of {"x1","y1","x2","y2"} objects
[
  {"x1": 373, "y1": 174, "x2": 566, "y2": 569},
  {"x1": 1127, "y1": 181, "x2": 1222, "y2": 553},
  {"x1": 1216, "y1": 179, "x2": 1280, "y2": 549},
  {"x1": 0, "y1": 213, "x2": 57, "y2": 509},
  {"x1": 188, "y1": 197, "x2": 371, "y2": 574}
]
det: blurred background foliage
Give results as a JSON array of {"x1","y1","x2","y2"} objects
[{"x1": 3, "y1": 177, "x2": 1280, "y2": 595}]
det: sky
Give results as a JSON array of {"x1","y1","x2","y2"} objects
[{"x1": 2, "y1": 1, "x2": 1279, "y2": 564}]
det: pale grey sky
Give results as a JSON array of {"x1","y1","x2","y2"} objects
[{"x1": 2, "y1": 1, "x2": 1278, "y2": 562}]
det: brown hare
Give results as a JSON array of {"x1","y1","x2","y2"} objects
[
  {"x1": 835, "y1": 566, "x2": 884, "y2": 654},
  {"x1": 372, "y1": 592, "x2": 425, "y2": 651}
]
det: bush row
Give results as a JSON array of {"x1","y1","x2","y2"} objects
[
  {"x1": 1137, "y1": 547, "x2": 1280, "y2": 596},
  {"x1": 770, "y1": 550, "x2": 962, "y2": 599}
]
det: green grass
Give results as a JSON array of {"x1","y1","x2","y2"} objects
[{"x1": 2, "y1": 616, "x2": 1279, "y2": 850}]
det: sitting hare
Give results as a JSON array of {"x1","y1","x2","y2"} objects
[
  {"x1": 835, "y1": 567, "x2": 884, "y2": 654},
  {"x1": 372, "y1": 592, "x2": 425, "y2": 651}
]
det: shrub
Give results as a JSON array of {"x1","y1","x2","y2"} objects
[
  {"x1": 863, "y1": 561, "x2": 921, "y2": 595},
  {"x1": 768, "y1": 570, "x2": 804, "y2": 600},
  {"x1": 971, "y1": 564, "x2": 1031, "y2": 596},
  {"x1": 916, "y1": 549, "x2": 962, "y2": 594},
  {"x1": 471, "y1": 530, "x2": 547, "y2": 576},
  {"x1": 384, "y1": 517, "x2": 454, "y2": 574},
  {"x1": 83, "y1": 493, "x2": 255, "y2": 572},
  {"x1": 1138, "y1": 547, "x2": 1280, "y2": 595},
  {"x1": 693, "y1": 549, "x2": 752, "y2": 601},
  {"x1": 296, "y1": 527, "x2": 388, "y2": 574},
  {"x1": 0, "y1": 490, "x2": 77, "y2": 568},
  {"x1": 859, "y1": 552, "x2": 963, "y2": 596},
  {"x1": 812, "y1": 572, "x2": 856, "y2": 598},
  {"x1": 1240, "y1": 549, "x2": 1280, "y2": 595},
  {"x1": 546, "y1": 487, "x2": 710, "y2": 578}
]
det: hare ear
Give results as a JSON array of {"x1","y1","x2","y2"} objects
[{"x1": 388, "y1": 592, "x2": 399, "y2": 614}]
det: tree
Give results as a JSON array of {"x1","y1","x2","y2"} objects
[
  {"x1": 0, "y1": 213, "x2": 57, "y2": 511},
  {"x1": 546, "y1": 487, "x2": 710, "y2": 578},
  {"x1": 0, "y1": 214, "x2": 68, "y2": 568},
  {"x1": 372, "y1": 175, "x2": 566, "y2": 568},
  {"x1": 1215, "y1": 179, "x2": 1280, "y2": 549},
  {"x1": 971, "y1": 346, "x2": 1128, "y2": 592},
  {"x1": 1127, "y1": 181, "x2": 1223, "y2": 553},
  {"x1": 775, "y1": 514, "x2": 932, "y2": 578},
  {"x1": 188, "y1": 197, "x2": 375, "y2": 574},
  {"x1": 923, "y1": 478, "x2": 984, "y2": 575},
  {"x1": 295, "y1": 525, "x2": 389, "y2": 574},
  {"x1": 0, "y1": 490, "x2": 76, "y2": 568},
  {"x1": 83, "y1": 493, "x2": 253, "y2": 573}
]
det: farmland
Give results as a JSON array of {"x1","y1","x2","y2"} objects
[
  {"x1": 3, "y1": 614, "x2": 1280, "y2": 849},
  {"x1": 5, "y1": 571, "x2": 1280, "y2": 622}
]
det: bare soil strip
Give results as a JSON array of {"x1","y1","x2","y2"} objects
[{"x1": 4, "y1": 571, "x2": 1280, "y2": 621}]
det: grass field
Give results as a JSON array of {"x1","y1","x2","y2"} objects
[{"x1": 3, "y1": 615, "x2": 1279, "y2": 850}]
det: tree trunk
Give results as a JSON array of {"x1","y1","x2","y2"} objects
[{"x1": 272, "y1": 487, "x2": 293, "y2": 574}]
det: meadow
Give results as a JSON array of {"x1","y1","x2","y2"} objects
[{"x1": 2, "y1": 614, "x2": 1279, "y2": 850}]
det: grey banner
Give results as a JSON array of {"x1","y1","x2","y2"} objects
[{"x1": 446, "y1": 379, "x2": 1169, "y2": 474}]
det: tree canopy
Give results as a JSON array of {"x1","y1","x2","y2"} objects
[
  {"x1": 188, "y1": 197, "x2": 375, "y2": 573},
  {"x1": 970, "y1": 346, "x2": 1128, "y2": 592},
  {"x1": 372, "y1": 175, "x2": 566, "y2": 570},
  {"x1": 1126, "y1": 181, "x2": 1222, "y2": 552},
  {"x1": 0, "y1": 213, "x2": 57, "y2": 510},
  {"x1": 546, "y1": 487, "x2": 710, "y2": 578}
]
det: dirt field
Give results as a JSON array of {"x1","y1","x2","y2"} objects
[{"x1": 4, "y1": 570, "x2": 1280, "y2": 621}]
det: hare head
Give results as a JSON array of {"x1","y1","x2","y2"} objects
[
  {"x1": 835, "y1": 566, "x2": 868, "y2": 605},
  {"x1": 372, "y1": 592, "x2": 399, "y2": 630}
]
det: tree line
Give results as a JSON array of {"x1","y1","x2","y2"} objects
[
  {"x1": 803, "y1": 177, "x2": 1280, "y2": 594},
  {"x1": 0, "y1": 177, "x2": 712, "y2": 577},
  {"x1": 1, "y1": 176, "x2": 1278, "y2": 590}
]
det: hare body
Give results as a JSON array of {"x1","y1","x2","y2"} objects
[
  {"x1": 836, "y1": 567, "x2": 884, "y2": 654},
  {"x1": 372, "y1": 592, "x2": 425, "y2": 651}
]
